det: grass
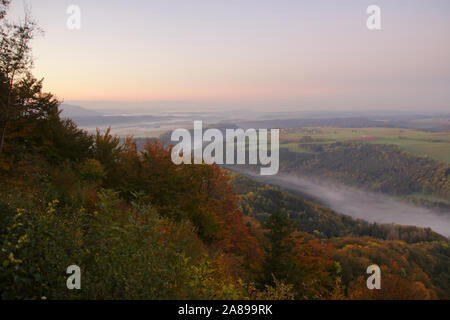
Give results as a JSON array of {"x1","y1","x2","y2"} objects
[
  {"x1": 280, "y1": 127, "x2": 450, "y2": 162},
  {"x1": 281, "y1": 142, "x2": 310, "y2": 153}
]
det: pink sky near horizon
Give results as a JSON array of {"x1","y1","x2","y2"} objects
[{"x1": 8, "y1": 0, "x2": 450, "y2": 111}]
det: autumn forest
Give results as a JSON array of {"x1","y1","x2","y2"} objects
[{"x1": 1, "y1": 1, "x2": 449, "y2": 301}]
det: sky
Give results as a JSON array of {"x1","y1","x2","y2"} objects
[{"x1": 7, "y1": 0, "x2": 450, "y2": 112}]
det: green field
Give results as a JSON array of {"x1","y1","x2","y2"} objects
[{"x1": 280, "y1": 127, "x2": 450, "y2": 162}]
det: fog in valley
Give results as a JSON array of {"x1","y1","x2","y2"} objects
[{"x1": 238, "y1": 172, "x2": 450, "y2": 237}]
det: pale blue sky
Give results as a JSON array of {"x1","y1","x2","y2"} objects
[{"x1": 8, "y1": 0, "x2": 450, "y2": 111}]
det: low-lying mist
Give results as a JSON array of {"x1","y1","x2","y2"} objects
[{"x1": 239, "y1": 171, "x2": 450, "y2": 237}]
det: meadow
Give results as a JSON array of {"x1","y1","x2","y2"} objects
[{"x1": 280, "y1": 127, "x2": 450, "y2": 162}]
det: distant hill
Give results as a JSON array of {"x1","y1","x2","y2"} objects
[{"x1": 60, "y1": 104, "x2": 102, "y2": 118}]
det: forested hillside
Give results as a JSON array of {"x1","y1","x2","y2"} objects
[
  {"x1": 232, "y1": 174, "x2": 450, "y2": 298},
  {"x1": 232, "y1": 174, "x2": 446, "y2": 243}
]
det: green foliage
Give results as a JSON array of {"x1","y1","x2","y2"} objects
[
  {"x1": 261, "y1": 209, "x2": 296, "y2": 286},
  {"x1": 0, "y1": 188, "x2": 242, "y2": 299}
]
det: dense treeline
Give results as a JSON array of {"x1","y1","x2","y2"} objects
[
  {"x1": 331, "y1": 238, "x2": 450, "y2": 299},
  {"x1": 0, "y1": 3, "x2": 448, "y2": 300},
  {"x1": 279, "y1": 142, "x2": 450, "y2": 208}
]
